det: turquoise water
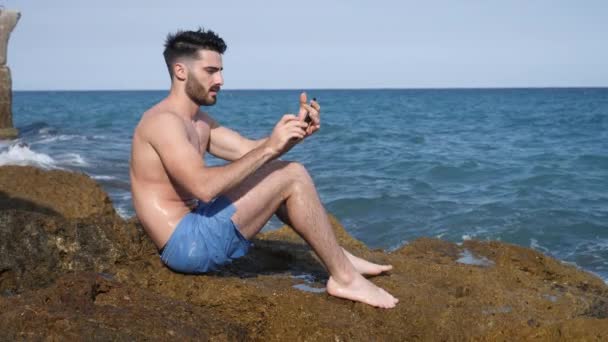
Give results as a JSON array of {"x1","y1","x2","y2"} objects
[{"x1": 3, "y1": 88, "x2": 608, "y2": 281}]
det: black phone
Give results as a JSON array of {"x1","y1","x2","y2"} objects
[{"x1": 304, "y1": 97, "x2": 316, "y2": 126}]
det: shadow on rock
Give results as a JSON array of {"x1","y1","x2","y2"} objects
[
  {"x1": 0, "y1": 190, "x2": 60, "y2": 217},
  {"x1": 218, "y1": 239, "x2": 327, "y2": 281}
]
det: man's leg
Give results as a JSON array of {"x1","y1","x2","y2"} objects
[
  {"x1": 224, "y1": 160, "x2": 398, "y2": 308},
  {"x1": 275, "y1": 204, "x2": 393, "y2": 276}
]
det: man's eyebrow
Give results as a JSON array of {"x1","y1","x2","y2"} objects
[{"x1": 204, "y1": 66, "x2": 223, "y2": 71}]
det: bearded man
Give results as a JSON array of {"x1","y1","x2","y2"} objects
[{"x1": 129, "y1": 28, "x2": 398, "y2": 308}]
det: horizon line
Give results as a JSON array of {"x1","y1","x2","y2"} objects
[{"x1": 12, "y1": 85, "x2": 608, "y2": 92}]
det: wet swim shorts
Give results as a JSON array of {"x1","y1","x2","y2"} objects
[{"x1": 159, "y1": 196, "x2": 252, "y2": 273}]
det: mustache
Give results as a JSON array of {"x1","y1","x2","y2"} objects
[{"x1": 209, "y1": 86, "x2": 221, "y2": 92}]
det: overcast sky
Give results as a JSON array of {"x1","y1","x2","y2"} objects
[{"x1": 4, "y1": 0, "x2": 608, "y2": 90}]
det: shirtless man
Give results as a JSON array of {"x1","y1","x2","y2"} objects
[{"x1": 129, "y1": 28, "x2": 398, "y2": 308}]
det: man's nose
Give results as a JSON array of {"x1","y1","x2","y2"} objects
[{"x1": 216, "y1": 71, "x2": 224, "y2": 86}]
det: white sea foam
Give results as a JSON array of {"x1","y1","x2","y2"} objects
[
  {"x1": 530, "y1": 238, "x2": 550, "y2": 254},
  {"x1": 52, "y1": 153, "x2": 89, "y2": 167},
  {"x1": 387, "y1": 239, "x2": 408, "y2": 252},
  {"x1": 115, "y1": 206, "x2": 133, "y2": 219},
  {"x1": 0, "y1": 143, "x2": 57, "y2": 169},
  {"x1": 91, "y1": 175, "x2": 117, "y2": 180},
  {"x1": 38, "y1": 127, "x2": 55, "y2": 135},
  {"x1": 34, "y1": 134, "x2": 83, "y2": 145},
  {"x1": 0, "y1": 140, "x2": 12, "y2": 149},
  {"x1": 116, "y1": 192, "x2": 132, "y2": 201}
]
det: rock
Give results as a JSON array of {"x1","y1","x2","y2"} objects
[
  {"x1": 0, "y1": 165, "x2": 607, "y2": 340},
  {"x1": 0, "y1": 66, "x2": 16, "y2": 139},
  {"x1": 0, "y1": 209, "x2": 135, "y2": 295},
  {"x1": 0, "y1": 165, "x2": 118, "y2": 219},
  {"x1": 0, "y1": 272, "x2": 247, "y2": 340},
  {"x1": 0, "y1": 166, "x2": 128, "y2": 294},
  {"x1": 0, "y1": 9, "x2": 20, "y2": 139},
  {"x1": 0, "y1": 10, "x2": 20, "y2": 66}
]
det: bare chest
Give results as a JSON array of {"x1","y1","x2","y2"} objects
[{"x1": 185, "y1": 119, "x2": 210, "y2": 155}]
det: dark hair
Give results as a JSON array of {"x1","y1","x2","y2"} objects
[{"x1": 163, "y1": 28, "x2": 227, "y2": 78}]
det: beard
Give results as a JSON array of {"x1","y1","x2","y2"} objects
[{"x1": 185, "y1": 72, "x2": 218, "y2": 106}]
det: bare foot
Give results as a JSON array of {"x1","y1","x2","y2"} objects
[
  {"x1": 342, "y1": 248, "x2": 393, "y2": 276},
  {"x1": 326, "y1": 273, "x2": 399, "y2": 308}
]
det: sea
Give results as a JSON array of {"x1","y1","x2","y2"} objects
[{"x1": 2, "y1": 88, "x2": 607, "y2": 282}]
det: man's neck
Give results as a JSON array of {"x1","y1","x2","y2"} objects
[{"x1": 165, "y1": 89, "x2": 200, "y2": 121}]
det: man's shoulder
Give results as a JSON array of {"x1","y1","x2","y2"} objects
[
  {"x1": 197, "y1": 110, "x2": 218, "y2": 128},
  {"x1": 137, "y1": 110, "x2": 185, "y2": 140},
  {"x1": 141, "y1": 109, "x2": 184, "y2": 129}
]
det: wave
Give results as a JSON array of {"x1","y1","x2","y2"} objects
[
  {"x1": 0, "y1": 143, "x2": 57, "y2": 169},
  {"x1": 55, "y1": 153, "x2": 89, "y2": 167},
  {"x1": 115, "y1": 206, "x2": 133, "y2": 219},
  {"x1": 0, "y1": 143, "x2": 88, "y2": 169},
  {"x1": 34, "y1": 134, "x2": 85, "y2": 145},
  {"x1": 18, "y1": 121, "x2": 52, "y2": 136}
]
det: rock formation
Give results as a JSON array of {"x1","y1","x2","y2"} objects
[
  {"x1": 0, "y1": 165, "x2": 607, "y2": 340},
  {"x1": 0, "y1": 9, "x2": 20, "y2": 139}
]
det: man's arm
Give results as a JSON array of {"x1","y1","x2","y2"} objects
[
  {"x1": 146, "y1": 112, "x2": 305, "y2": 202},
  {"x1": 206, "y1": 114, "x2": 267, "y2": 161},
  {"x1": 205, "y1": 91, "x2": 322, "y2": 161}
]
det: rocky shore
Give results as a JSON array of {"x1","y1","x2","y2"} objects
[{"x1": 0, "y1": 165, "x2": 607, "y2": 340}]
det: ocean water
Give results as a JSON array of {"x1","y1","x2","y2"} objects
[{"x1": 2, "y1": 88, "x2": 607, "y2": 282}]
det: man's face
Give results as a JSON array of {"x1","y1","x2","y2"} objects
[{"x1": 184, "y1": 50, "x2": 224, "y2": 106}]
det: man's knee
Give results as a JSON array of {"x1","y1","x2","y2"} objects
[
  {"x1": 266, "y1": 160, "x2": 313, "y2": 195},
  {"x1": 281, "y1": 161, "x2": 310, "y2": 181}
]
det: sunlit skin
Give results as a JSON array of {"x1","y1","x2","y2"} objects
[{"x1": 129, "y1": 49, "x2": 398, "y2": 308}]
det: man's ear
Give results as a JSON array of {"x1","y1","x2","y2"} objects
[{"x1": 173, "y1": 62, "x2": 188, "y2": 81}]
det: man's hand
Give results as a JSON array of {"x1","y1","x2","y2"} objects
[
  {"x1": 297, "y1": 92, "x2": 321, "y2": 136},
  {"x1": 263, "y1": 114, "x2": 308, "y2": 158}
]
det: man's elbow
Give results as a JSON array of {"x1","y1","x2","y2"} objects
[
  {"x1": 193, "y1": 184, "x2": 215, "y2": 203},
  {"x1": 186, "y1": 173, "x2": 215, "y2": 203}
]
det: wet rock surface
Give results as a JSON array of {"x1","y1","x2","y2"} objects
[{"x1": 1, "y1": 165, "x2": 607, "y2": 340}]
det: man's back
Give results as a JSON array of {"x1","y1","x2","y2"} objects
[{"x1": 130, "y1": 101, "x2": 210, "y2": 249}]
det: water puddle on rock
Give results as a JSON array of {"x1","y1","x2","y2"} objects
[
  {"x1": 457, "y1": 249, "x2": 495, "y2": 267},
  {"x1": 293, "y1": 283, "x2": 326, "y2": 293},
  {"x1": 542, "y1": 294, "x2": 558, "y2": 302},
  {"x1": 291, "y1": 274, "x2": 326, "y2": 293}
]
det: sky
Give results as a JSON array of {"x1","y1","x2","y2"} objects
[{"x1": 3, "y1": 0, "x2": 608, "y2": 90}]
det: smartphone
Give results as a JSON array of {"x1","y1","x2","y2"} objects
[{"x1": 304, "y1": 97, "x2": 316, "y2": 127}]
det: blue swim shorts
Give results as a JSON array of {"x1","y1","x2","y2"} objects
[{"x1": 159, "y1": 196, "x2": 252, "y2": 273}]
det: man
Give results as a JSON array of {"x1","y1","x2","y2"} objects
[{"x1": 129, "y1": 28, "x2": 398, "y2": 308}]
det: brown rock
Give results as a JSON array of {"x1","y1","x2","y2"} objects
[
  {"x1": 1, "y1": 166, "x2": 607, "y2": 340},
  {"x1": 0, "y1": 66, "x2": 16, "y2": 138},
  {"x1": 0, "y1": 165, "x2": 118, "y2": 219},
  {"x1": 117, "y1": 220, "x2": 608, "y2": 341},
  {"x1": 0, "y1": 209, "x2": 132, "y2": 295},
  {"x1": 0, "y1": 272, "x2": 248, "y2": 340}
]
